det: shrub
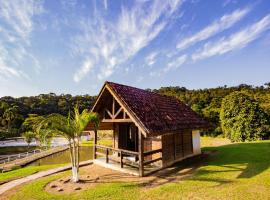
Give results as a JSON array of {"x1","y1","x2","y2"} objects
[{"x1": 220, "y1": 92, "x2": 269, "y2": 142}]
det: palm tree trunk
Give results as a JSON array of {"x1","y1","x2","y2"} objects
[
  {"x1": 76, "y1": 137, "x2": 80, "y2": 174},
  {"x1": 71, "y1": 138, "x2": 79, "y2": 182}
]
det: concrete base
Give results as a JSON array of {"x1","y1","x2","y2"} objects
[{"x1": 93, "y1": 157, "x2": 139, "y2": 176}]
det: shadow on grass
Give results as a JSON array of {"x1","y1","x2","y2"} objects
[
  {"x1": 79, "y1": 141, "x2": 270, "y2": 189},
  {"x1": 139, "y1": 141, "x2": 270, "y2": 187}
]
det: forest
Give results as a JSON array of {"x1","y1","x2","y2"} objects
[{"x1": 1, "y1": 83, "x2": 270, "y2": 140}]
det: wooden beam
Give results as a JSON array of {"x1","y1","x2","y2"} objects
[
  {"x1": 114, "y1": 107, "x2": 123, "y2": 119},
  {"x1": 112, "y1": 98, "x2": 115, "y2": 116},
  {"x1": 143, "y1": 148, "x2": 162, "y2": 156},
  {"x1": 138, "y1": 129, "x2": 144, "y2": 177},
  {"x1": 105, "y1": 109, "x2": 113, "y2": 119},
  {"x1": 143, "y1": 157, "x2": 162, "y2": 165},
  {"x1": 95, "y1": 152, "x2": 104, "y2": 157},
  {"x1": 101, "y1": 119, "x2": 133, "y2": 123}
]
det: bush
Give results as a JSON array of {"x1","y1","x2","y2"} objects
[{"x1": 220, "y1": 92, "x2": 269, "y2": 142}]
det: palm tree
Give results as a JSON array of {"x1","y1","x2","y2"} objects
[
  {"x1": 22, "y1": 131, "x2": 36, "y2": 150},
  {"x1": 29, "y1": 106, "x2": 99, "y2": 182},
  {"x1": 3, "y1": 105, "x2": 18, "y2": 131}
]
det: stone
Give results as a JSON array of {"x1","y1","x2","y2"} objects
[
  {"x1": 63, "y1": 178, "x2": 70, "y2": 183},
  {"x1": 57, "y1": 188, "x2": 63, "y2": 192},
  {"x1": 74, "y1": 187, "x2": 81, "y2": 191},
  {"x1": 50, "y1": 184, "x2": 57, "y2": 188}
]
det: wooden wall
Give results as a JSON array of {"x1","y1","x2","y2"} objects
[{"x1": 162, "y1": 130, "x2": 193, "y2": 167}]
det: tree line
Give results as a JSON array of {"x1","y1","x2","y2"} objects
[
  {"x1": 153, "y1": 82, "x2": 270, "y2": 140},
  {"x1": 0, "y1": 93, "x2": 95, "y2": 138},
  {"x1": 1, "y1": 83, "x2": 270, "y2": 141}
]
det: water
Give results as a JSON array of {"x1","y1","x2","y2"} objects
[
  {"x1": 0, "y1": 146, "x2": 37, "y2": 155},
  {"x1": 27, "y1": 146, "x2": 93, "y2": 166}
]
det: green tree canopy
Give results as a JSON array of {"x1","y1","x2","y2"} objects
[{"x1": 220, "y1": 92, "x2": 269, "y2": 142}]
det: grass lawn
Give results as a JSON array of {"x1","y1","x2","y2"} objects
[
  {"x1": 9, "y1": 138, "x2": 270, "y2": 200},
  {"x1": 80, "y1": 139, "x2": 112, "y2": 147},
  {"x1": 0, "y1": 164, "x2": 64, "y2": 183},
  {"x1": 200, "y1": 136, "x2": 231, "y2": 147}
]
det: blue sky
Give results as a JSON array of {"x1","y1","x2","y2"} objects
[{"x1": 0, "y1": 0, "x2": 270, "y2": 97}]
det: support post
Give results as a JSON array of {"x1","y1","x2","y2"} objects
[
  {"x1": 138, "y1": 129, "x2": 144, "y2": 177},
  {"x1": 106, "y1": 148, "x2": 109, "y2": 163},
  {"x1": 93, "y1": 130, "x2": 97, "y2": 159},
  {"x1": 120, "y1": 151, "x2": 123, "y2": 168}
]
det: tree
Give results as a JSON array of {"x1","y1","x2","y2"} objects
[
  {"x1": 30, "y1": 106, "x2": 99, "y2": 182},
  {"x1": 3, "y1": 105, "x2": 18, "y2": 131},
  {"x1": 220, "y1": 92, "x2": 269, "y2": 142},
  {"x1": 22, "y1": 131, "x2": 36, "y2": 150}
]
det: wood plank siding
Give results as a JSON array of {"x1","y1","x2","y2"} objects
[{"x1": 162, "y1": 130, "x2": 193, "y2": 167}]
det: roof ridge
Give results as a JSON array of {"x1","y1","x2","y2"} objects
[{"x1": 106, "y1": 81, "x2": 177, "y2": 100}]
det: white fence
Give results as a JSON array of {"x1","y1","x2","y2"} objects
[{"x1": 0, "y1": 149, "x2": 44, "y2": 165}]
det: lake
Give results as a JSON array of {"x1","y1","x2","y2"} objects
[{"x1": 27, "y1": 146, "x2": 93, "y2": 166}]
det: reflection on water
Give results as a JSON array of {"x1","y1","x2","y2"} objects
[
  {"x1": 27, "y1": 146, "x2": 93, "y2": 166},
  {"x1": 0, "y1": 146, "x2": 37, "y2": 155}
]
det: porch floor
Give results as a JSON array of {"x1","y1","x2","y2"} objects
[{"x1": 93, "y1": 157, "x2": 139, "y2": 176}]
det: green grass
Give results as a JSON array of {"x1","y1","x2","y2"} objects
[
  {"x1": 0, "y1": 164, "x2": 63, "y2": 183},
  {"x1": 9, "y1": 139, "x2": 270, "y2": 200},
  {"x1": 200, "y1": 136, "x2": 231, "y2": 147},
  {"x1": 80, "y1": 139, "x2": 112, "y2": 147}
]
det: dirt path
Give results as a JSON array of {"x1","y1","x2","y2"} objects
[{"x1": 0, "y1": 160, "x2": 92, "y2": 195}]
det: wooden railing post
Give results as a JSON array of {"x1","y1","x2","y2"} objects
[
  {"x1": 138, "y1": 130, "x2": 144, "y2": 177},
  {"x1": 93, "y1": 130, "x2": 97, "y2": 159},
  {"x1": 120, "y1": 151, "x2": 123, "y2": 168},
  {"x1": 106, "y1": 148, "x2": 109, "y2": 163}
]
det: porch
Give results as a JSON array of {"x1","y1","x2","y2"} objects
[{"x1": 93, "y1": 139, "x2": 163, "y2": 177}]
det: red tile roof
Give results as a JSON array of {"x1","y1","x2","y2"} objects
[{"x1": 107, "y1": 82, "x2": 209, "y2": 136}]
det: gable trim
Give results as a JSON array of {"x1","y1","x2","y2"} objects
[{"x1": 91, "y1": 82, "x2": 149, "y2": 137}]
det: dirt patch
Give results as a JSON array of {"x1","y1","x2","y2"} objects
[
  {"x1": 46, "y1": 153, "x2": 208, "y2": 195},
  {"x1": 45, "y1": 165, "x2": 153, "y2": 194}
]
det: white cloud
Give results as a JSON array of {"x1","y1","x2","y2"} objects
[
  {"x1": 72, "y1": 0, "x2": 183, "y2": 82},
  {"x1": 103, "y1": 0, "x2": 108, "y2": 10},
  {"x1": 145, "y1": 51, "x2": 159, "y2": 66},
  {"x1": 0, "y1": 0, "x2": 44, "y2": 79},
  {"x1": 164, "y1": 54, "x2": 187, "y2": 72},
  {"x1": 73, "y1": 59, "x2": 93, "y2": 83},
  {"x1": 176, "y1": 7, "x2": 250, "y2": 50},
  {"x1": 0, "y1": 0, "x2": 44, "y2": 41},
  {"x1": 192, "y1": 14, "x2": 270, "y2": 61}
]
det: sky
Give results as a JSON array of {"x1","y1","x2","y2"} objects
[{"x1": 0, "y1": 0, "x2": 270, "y2": 97}]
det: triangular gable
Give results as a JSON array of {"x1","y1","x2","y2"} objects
[{"x1": 91, "y1": 82, "x2": 148, "y2": 136}]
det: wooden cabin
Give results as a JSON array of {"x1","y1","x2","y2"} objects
[{"x1": 85, "y1": 81, "x2": 209, "y2": 176}]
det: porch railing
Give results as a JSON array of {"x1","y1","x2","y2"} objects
[{"x1": 95, "y1": 145, "x2": 139, "y2": 169}]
